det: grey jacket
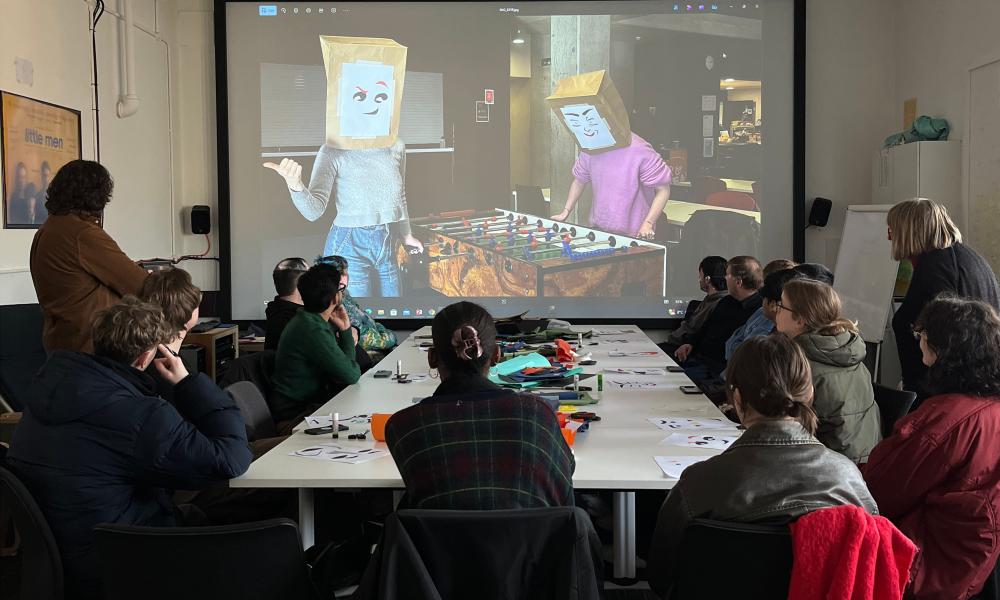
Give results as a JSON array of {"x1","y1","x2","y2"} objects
[
  {"x1": 648, "y1": 420, "x2": 877, "y2": 597},
  {"x1": 290, "y1": 140, "x2": 411, "y2": 236},
  {"x1": 796, "y1": 331, "x2": 882, "y2": 463},
  {"x1": 665, "y1": 291, "x2": 728, "y2": 346}
]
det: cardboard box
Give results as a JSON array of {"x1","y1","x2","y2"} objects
[
  {"x1": 546, "y1": 70, "x2": 631, "y2": 154},
  {"x1": 320, "y1": 36, "x2": 407, "y2": 149}
]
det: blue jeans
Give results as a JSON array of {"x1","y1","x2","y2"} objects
[{"x1": 323, "y1": 224, "x2": 400, "y2": 297}]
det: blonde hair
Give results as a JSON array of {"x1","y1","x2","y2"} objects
[
  {"x1": 887, "y1": 198, "x2": 962, "y2": 261},
  {"x1": 781, "y1": 279, "x2": 858, "y2": 336}
]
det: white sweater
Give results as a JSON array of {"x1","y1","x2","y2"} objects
[{"x1": 290, "y1": 139, "x2": 411, "y2": 237}]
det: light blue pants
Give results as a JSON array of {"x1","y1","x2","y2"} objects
[{"x1": 323, "y1": 224, "x2": 400, "y2": 297}]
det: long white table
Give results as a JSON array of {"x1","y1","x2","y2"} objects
[{"x1": 231, "y1": 325, "x2": 733, "y2": 579}]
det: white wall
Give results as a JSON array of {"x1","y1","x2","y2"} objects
[
  {"x1": 893, "y1": 0, "x2": 1000, "y2": 235},
  {"x1": 803, "y1": 0, "x2": 896, "y2": 267},
  {"x1": 0, "y1": 0, "x2": 218, "y2": 306}
]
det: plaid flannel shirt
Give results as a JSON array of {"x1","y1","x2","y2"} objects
[{"x1": 385, "y1": 376, "x2": 576, "y2": 510}]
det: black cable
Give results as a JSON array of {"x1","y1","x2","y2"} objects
[{"x1": 91, "y1": 0, "x2": 105, "y2": 162}]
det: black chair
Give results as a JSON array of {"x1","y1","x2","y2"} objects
[
  {"x1": 218, "y1": 349, "x2": 276, "y2": 394},
  {"x1": 873, "y1": 383, "x2": 918, "y2": 437},
  {"x1": 358, "y1": 507, "x2": 603, "y2": 600},
  {"x1": 225, "y1": 381, "x2": 278, "y2": 441},
  {"x1": 94, "y1": 518, "x2": 319, "y2": 600},
  {"x1": 0, "y1": 464, "x2": 64, "y2": 600},
  {"x1": 0, "y1": 304, "x2": 47, "y2": 412},
  {"x1": 666, "y1": 518, "x2": 792, "y2": 599}
]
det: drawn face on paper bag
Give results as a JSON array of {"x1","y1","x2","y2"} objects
[
  {"x1": 338, "y1": 62, "x2": 395, "y2": 138},
  {"x1": 560, "y1": 104, "x2": 617, "y2": 150}
]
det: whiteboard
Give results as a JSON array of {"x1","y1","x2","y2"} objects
[{"x1": 833, "y1": 205, "x2": 899, "y2": 343}]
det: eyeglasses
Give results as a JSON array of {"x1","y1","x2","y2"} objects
[
  {"x1": 337, "y1": 283, "x2": 348, "y2": 293},
  {"x1": 775, "y1": 302, "x2": 797, "y2": 315}
]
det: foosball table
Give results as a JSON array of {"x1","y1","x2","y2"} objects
[{"x1": 407, "y1": 209, "x2": 666, "y2": 297}]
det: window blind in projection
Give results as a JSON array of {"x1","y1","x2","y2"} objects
[{"x1": 259, "y1": 64, "x2": 444, "y2": 147}]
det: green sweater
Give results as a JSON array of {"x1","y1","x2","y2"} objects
[{"x1": 271, "y1": 310, "x2": 361, "y2": 422}]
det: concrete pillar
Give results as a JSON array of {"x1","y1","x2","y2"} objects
[{"x1": 549, "y1": 15, "x2": 611, "y2": 221}]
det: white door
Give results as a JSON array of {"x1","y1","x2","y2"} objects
[{"x1": 968, "y1": 58, "x2": 1000, "y2": 273}]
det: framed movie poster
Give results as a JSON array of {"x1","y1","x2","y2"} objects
[{"x1": 1, "y1": 91, "x2": 82, "y2": 229}]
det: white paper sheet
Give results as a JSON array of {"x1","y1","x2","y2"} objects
[
  {"x1": 290, "y1": 443, "x2": 389, "y2": 464},
  {"x1": 654, "y1": 455, "x2": 712, "y2": 479},
  {"x1": 661, "y1": 433, "x2": 739, "y2": 450},
  {"x1": 648, "y1": 417, "x2": 740, "y2": 431},
  {"x1": 604, "y1": 367, "x2": 668, "y2": 375}
]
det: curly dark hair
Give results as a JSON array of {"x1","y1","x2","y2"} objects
[
  {"x1": 915, "y1": 295, "x2": 1000, "y2": 398},
  {"x1": 44, "y1": 159, "x2": 113, "y2": 217}
]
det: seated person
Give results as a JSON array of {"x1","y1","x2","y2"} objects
[
  {"x1": 266, "y1": 257, "x2": 371, "y2": 371},
  {"x1": 648, "y1": 334, "x2": 877, "y2": 598},
  {"x1": 775, "y1": 279, "x2": 882, "y2": 463},
  {"x1": 270, "y1": 263, "x2": 361, "y2": 422},
  {"x1": 659, "y1": 255, "x2": 728, "y2": 355},
  {"x1": 265, "y1": 257, "x2": 310, "y2": 350},
  {"x1": 863, "y1": 296, "x2": 1000, "y2": 600},
  {"x1": 385, "y1": 301, "x2": 575, "y2": 509},
  {"x1": 138, "y1": 267, "x2": 201, "y2": 353},
  {"x1": 137, "y1": 267, "x2": 202, "y2": 400},
  {"x1": 7, "y1": 297, "x2": 252, "y2": 599},
  {"x1": 315, "y1": 255, "x2": 397, "y2": 352},
  {"x1": 675, "y1": 255, "x2": 763, "y2": 375},
  {"x1": 724, "y1": 260, "x2": 799, "y2": 360}
]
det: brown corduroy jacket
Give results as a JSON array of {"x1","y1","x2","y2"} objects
[{"x1": 30, "y1": 214, "x2": 148, "y2": 353}]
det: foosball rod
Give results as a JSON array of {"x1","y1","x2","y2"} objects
[{"x1": 431, "y1": 215, "x2": 530, "y2": 234}]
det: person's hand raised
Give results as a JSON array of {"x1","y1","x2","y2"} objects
[
  {"x1": 330, "y1": 304, "x2": 351, "y2": 332},
  {"x1": 262, "y1": 158, "x2": 305, "y2": 192},
  {"x1": 152, "y1": 344, "x2": 190, "y2": 386}
]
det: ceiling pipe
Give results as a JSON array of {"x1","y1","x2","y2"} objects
[{"x1": 116, "y1": 0, "x2": 139, "y2": 118}]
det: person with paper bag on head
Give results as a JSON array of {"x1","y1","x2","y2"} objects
[
  {"x1": 263, "y1": 36, "x2": 423, "y2": 298},
  {"x1": 547, "y1": 70, "x2": 671, "y2": 240}
]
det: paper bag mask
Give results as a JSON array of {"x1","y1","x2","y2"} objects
[
  {"x1": 320, "y1": 36, "x2": 407, "y2": 150},
  {"x1": 546, "y1": 70, "x2": 631, "y2": 153}
]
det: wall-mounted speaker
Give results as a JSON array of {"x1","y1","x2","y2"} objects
[
  {"x1": 190, "y1": 205, "x2": 211, "y2": 234},
  {"x1": 808, "y1": 197, "x2": 832, "y2": 228}
]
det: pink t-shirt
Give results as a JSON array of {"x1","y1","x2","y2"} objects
[{"x1": 571, "y1": 133, "x2": 672, "y2": 237}]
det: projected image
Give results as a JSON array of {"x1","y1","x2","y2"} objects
[{"x1": 226, "y1": 2, "x2": 794, "y2": 319}]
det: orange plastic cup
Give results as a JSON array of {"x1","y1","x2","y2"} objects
[
  {"x1": 561, "y1": 427, "x2": 576, "y2": 447},
  {"x1": 371, "y1": 413, "x2": 392, "y2": 442}
]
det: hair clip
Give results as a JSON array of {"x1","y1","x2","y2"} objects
[{"x1": 348, "y1": 430, "x2": 370, "y2": 441}]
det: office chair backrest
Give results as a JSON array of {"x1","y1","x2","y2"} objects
[
  {"x1": 0, "y1": 464, "x2": 64, "y2": 600},
  {"x1": 0, "y1": 304, "x2": 47, "y2": 412},
  {"x1": 94, "y1": 518, "x2": 318, "y2": 600},
  {"x1": 363, "y1": 507, "x2": 603, "y2": 600},
  {"x1": 668, "y1": 518, "x2": 792, "y2": 600},
  {"x1": 873, "y1": 384, "x2": 918, "y2": 437},
  {"x1": 225, "y1": 381, "x2": 278, "y2": 441}
]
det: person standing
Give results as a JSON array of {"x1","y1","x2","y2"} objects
[
  {"x1": 29, "y1": 160, "x2": 148, "y2": 352},
  {"x1": 888, "y1": 198, "x2": 999, "y2": 395}
]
